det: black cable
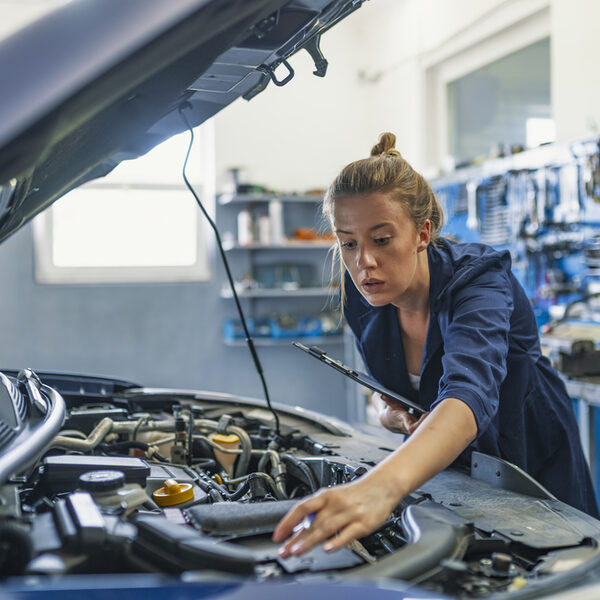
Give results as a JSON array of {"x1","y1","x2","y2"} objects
[
  {"x1": 195, "y1": 470, "x2": 247, "y2": 501},
  {"x1": 178, "y1": 103, "x2": 281, "y2": 437},
  {"x1": 228, "y1": 480, "x2": 251, "y2": 501}
]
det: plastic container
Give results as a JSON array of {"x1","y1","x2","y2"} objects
[
  {"x1": 268, "y1": 199, "x2": 284, "y2": 244},
  {"x1": 237, "y1": 209, "x2": 253, "y2": 245},
  {"x1": 258, "y1": 214, "x2": 271, "y2": 245}
]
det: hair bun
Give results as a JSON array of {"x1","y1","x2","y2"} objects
[{"x1": 370, "y1": 132, "x2": 402, "y2": 158}]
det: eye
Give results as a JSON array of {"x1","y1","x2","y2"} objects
[
  {"x1": 374, "y1": 236, "x2": 391, "y2": 245},
  {"x1": 340, "y1": 240, "x2": 356, "y2": 250}
]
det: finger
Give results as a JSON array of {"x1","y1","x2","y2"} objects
[
  {"x1": 380, "y1": 406, "x2": 411, "y2": 434},
  {"x1": 285, "y1": 508, "x2": 354, "y2": 556},
  {"x1": 380, "y1": 395, "x2": 407, "y2": 409},
  {"x1": 416, "y1": 411, "x2": 430, "y2": 425},
  {"x1": 406, "y1": 411, "x2": 430, "y2": 435},
  {"x1": 322, "y1": 522, "x2": 368, "y2": 553},
  {"x1": 406, "y1": 421, "x2": 419, "y2": 435},
  {"x1": 394, "y1": 407, "x2": 417, "y2": 429},
  {"x1": 272, "y1": 494, "x2": 325, "y2": 543},
  {"x1": 278, "y1": 529, "x2": 305, "y2": 558}
]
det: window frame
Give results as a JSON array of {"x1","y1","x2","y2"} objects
[{"x1": 32, "y1": 122, "x2": 214, "y2": 285}]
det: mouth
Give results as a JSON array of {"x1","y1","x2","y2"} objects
[{"x1": 361, "y1": 278, "x2": 385, "y2": 292}]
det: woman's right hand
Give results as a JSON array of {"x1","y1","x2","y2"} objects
[
  {"x1": 273, "y1": 471, "x2": 400, "y2": 557},
  {"x1": 373, "y1": 392, "x2": 429, "y2": 435}
]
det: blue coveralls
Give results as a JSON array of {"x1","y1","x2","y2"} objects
[{"x1": 344, "y1": 238, "x2": 599, "y2": 517}]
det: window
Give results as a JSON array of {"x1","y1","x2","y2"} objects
[
  {"x1": 447, "y1": 38, "x2": 552, "y2": 167},
  {"x1": 423, "y1": 4, "x2": 551, "y2": 171},
  {"x1": 33, "y1": 122, "x2": 214, "y2": 284}
]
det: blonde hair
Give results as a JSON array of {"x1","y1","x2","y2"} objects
[{"x1": 323, "y1": 132, "x2": 444, "y2": 306}]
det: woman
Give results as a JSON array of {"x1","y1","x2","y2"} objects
[{"x1": 273, "y1": 132, "x2": 599, "y2": 558}]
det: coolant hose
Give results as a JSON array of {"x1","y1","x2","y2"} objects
[
  {"x1": 50, "y1": 417, "x2": 113, "y2": 451},
  {"x1": 97, "y1": 440, "x2": 168, "y2": 462},
  {"x1": 110, "y1": 417, "x2": 253, "y2": 476},
  {"x1": 228, "y1": 425, "x2": 252, "y2": 478},
  {"x1": 258, "y1": 450, "x2": 287, "y2": 498}
]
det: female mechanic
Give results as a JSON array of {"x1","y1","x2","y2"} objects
[{"x1": 273, "y1": 132, "x2": 599, "y2": 558}]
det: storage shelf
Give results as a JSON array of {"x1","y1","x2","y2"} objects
[
  {"x1": 223, "y1": 241, "x2": 333, "y2": 251},
  {"x1": 218, "y1": 193, "x2": 322, "y2": 205},
  {"x1": 223, "y1": 335, "x2": 343, "y2": 347},
  {"x1": 221, "y1": 286, "x2": 335, "y2": 299},
  {"x1": 217, "y1": 189, "x2": 342, "y2": 351}
]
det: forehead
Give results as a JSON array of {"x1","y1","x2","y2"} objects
[{"x1": 332, "y1": 193, "x2": 410, "y2": 228}]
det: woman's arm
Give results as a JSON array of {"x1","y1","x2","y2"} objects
[{"x1": 273, "y1": 397, "x2": 477, "y2": 556}]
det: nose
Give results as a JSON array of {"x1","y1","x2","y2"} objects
[{"x1": 357, "y1": 244, "x2": 377, "y2": 270}]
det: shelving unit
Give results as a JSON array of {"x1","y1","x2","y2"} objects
[{"x1": 216, "y1": 192, "x2": 342, "y2": 346}]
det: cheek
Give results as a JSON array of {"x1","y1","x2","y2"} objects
[
  {"x1": 339, "y1": 249, "x2": 353, "y2": 269},
  {"x1": 340, "y1": 252, "x2": 360, "y2": 281}
]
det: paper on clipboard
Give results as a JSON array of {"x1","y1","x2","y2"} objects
[{"x1": 292, "y1": 341, "x2": 426, "y2": 416}]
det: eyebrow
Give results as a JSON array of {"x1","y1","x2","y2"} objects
[{"x1": 335, "y1": 223, "x2": 391, "y2": 234}]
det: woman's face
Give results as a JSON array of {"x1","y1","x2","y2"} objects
[{"x1": 333, "y1": 193, "x2": 430, "y2": 308}]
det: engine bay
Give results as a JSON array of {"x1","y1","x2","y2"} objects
[{"x1": 2, "y1": 369, "x2": 600, "y2": 599}]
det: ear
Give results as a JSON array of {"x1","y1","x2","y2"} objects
[{"x1": 417, "y1": 220, "x2": 431, "y2": 252}]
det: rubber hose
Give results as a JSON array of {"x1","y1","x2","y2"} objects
[
  {"x1": 97, "y1": 441, "x2": 168, "y2": 462},
  {"x1": 281, "y1": 454, "x2": 318, "y2": 492}
]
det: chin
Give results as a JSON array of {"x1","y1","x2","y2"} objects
[{"x1": 361, "y1": 293, "x2": 391, "y2": 307}]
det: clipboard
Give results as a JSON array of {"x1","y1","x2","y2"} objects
[{"x1": 292, "y1": 341, "x2": 426, "y2": 416}]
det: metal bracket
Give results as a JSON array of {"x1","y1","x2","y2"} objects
[
  {"x1": 243, "y1": 72, "x2": 271, "y2": 101},
  {"x1": 245, "y1": 32, "x2": 328, "y2": 101},
  {"x1": 217, "y1": 414, "x2": 234, "y2": 435},
  {"x1": 303, "y1": 34, "x2": 328, "y2": 77},
  {"x1": 471, "y1": 451, "x2": 556, "y2": 500},
  {"x1": 18, "y1": 368, "x2": 48, "y2": 415}
]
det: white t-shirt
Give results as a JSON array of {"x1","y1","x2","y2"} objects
[{"x1": 408, "y1": 372, "x2": 421, "y2": 391}]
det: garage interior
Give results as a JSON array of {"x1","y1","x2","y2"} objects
[{"x1": 1, "y1": 0, "x2": 600, "y2": 506}]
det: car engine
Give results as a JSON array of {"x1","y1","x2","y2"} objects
[{"x1": 2, "y1": 369, "x2": 600, "y2": 599}]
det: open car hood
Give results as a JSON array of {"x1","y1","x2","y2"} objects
[{"x1": 0, "y1": 0, "x2": 364, "y2": 244}]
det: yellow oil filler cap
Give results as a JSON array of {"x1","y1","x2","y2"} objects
[
  {"x1": 210, "y1": 433, "x2": 240, "y2": 476},
  {"x1": 152, "y1": 479, "x2": 194, "y2": 506}
]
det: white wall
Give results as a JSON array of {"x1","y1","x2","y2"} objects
[
  {"x1": 215, "y1": 0, "x2": 600, "y2": 187},
  {"x1": 213, "y1": 0, "x2": 515, "y2": 188},
  {"x1": 552, "y1": 0, "x2": 600, "y2": 140},
  {"x1": 214, "y1": 1, "x2": 381, "y2": 193}
]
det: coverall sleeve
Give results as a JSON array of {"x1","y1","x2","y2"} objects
[{"x1": 431, "y1": 265, "x2": 514, "y2": 436}]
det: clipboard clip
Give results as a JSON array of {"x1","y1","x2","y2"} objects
[{"x1": 305, "y1": 345, "x2": 357, "y2": 376}]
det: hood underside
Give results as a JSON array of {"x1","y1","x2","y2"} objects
[{"x1": 0, "y1": 0, "x2": 364, "y2": 243}]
